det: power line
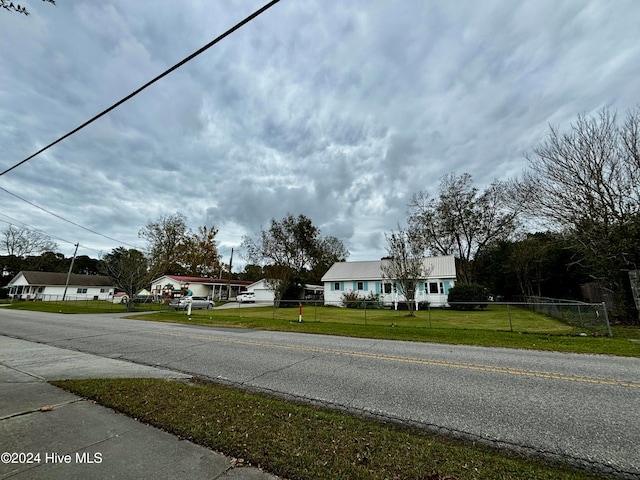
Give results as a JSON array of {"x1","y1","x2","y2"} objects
[
  {"x1": 0, "y1": 213, "x2": 108, "y2": 256},
  {"x1": 0, "y1": 214, "x2": 74, "y2": 247},
  {"x1": 0, "y1": 185, "x2": 140, "y2": 249},
  {"x1": 0, "y1": 1, "x2": 280, "y2": 256},
  {"x1": 0, "y1": 0, "x2": 281, "y2": 177}
]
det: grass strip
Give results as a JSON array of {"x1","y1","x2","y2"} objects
[{"x1": 52, "y1": 377, "x2": 604, "y2": 480}]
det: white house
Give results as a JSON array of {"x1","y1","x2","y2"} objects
[
  {"x1": 321, "y1": 255, "x2": 457, "y2": 308},
  {"x1": 6, "y1": 271, "x2": 115, "y2": 301},
  {"x1": 240, "y1": 279, "x2": 325, "y2": 303},
  {"x1": 242, "y1": 279, "x2": 274, "y2": 302},
  {"x1": 149, "y1": 275, "x2": 253, "y2": 301}
]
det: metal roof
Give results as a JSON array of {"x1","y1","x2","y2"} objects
[
  {"x1": 10, "y1": 271, "x2": 114, "y2": 287},
  {"x1": 152, "y1": 274, "x2": 253, "y2": 286},
  {"x1": 321, "y1": 255, "x2": 457, "y2": 281}
]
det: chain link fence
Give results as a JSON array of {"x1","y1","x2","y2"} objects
[
  {"x1": 222, "y1": 298, "x2": 613, "y2": 336},
  {"x1": 8, "y1": 295, "x2": 612, "y2": 336},
  {"x1": 517, "y1": 296, "x2": 612, "y2": 336},
  {"x1": 8, "y1": 295, "x2": 164, "y2": 312}
]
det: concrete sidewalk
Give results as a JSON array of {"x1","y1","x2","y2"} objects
[{"x1": 0, "y1": 335, "x2": 279, "y2": 479}]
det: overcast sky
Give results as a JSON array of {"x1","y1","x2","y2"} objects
[{"x1": 1, "y1": 1, "x2": 639, "y2": 270}]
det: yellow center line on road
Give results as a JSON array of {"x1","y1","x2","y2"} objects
[{"x1": 152, "y1": 331, "x2": 640, "y2": 389}]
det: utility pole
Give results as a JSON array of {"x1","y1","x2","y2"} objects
[
  {"x1": 226, "y1": 247, "x2": 233, "y2": 300},
  {"x1": 62, "y1": 243, "x2": 79, "y2": 301}
]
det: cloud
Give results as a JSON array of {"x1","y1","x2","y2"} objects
[{"x1": 1, "y1": 0, "x2": 639, "y2": 269}]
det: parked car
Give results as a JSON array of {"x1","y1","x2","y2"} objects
[
  {"x1": 169, "y1": 296, "x2": 214, "y2": 310},
  {"x1": 237, "y1": 291, "x2": 255, "y2": 303}
]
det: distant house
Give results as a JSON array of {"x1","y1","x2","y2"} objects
[
  {"x1": 240, "y1": 279, "x2": 325, "y2": 303},
  {"x1": 149, "y1": 275, "x2": 253, "y2": 301},
  {"x1": 242, "y1": 279, "x2": 274, "y2": 302},
  {"x1": 7, "y1": 271, "x2": 115, "y2": 301},
  {"x1": 321, "y1": 255, "x2": 457, "y2": 308}
]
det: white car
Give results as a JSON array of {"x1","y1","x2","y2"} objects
[{"x1": 237, "y1": 291, "x2": 255, "y2": 303}]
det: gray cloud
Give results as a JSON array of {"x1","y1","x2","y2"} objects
[{"x1": 1, "y1": 0, "x2": 640, "y2": 268}]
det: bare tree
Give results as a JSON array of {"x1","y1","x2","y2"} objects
[
  {"x1": 2, "y1": 225, "x2": 58, "y2": 257},
  {"x1": 1, "y1": 0, "x2": 54, "y2": 16},
  {"x1": 408, "y1": 173, "x2": 523, "y2": 284},
  {"x1": 523, "y1": 107, "x2": 640, "y2": 319},
  {"x1": 523, "y1": 108, "x2": 640, "y2": 233},
  {"x1": 380, "y1": 225, "x2": 431, "y2": 317}
]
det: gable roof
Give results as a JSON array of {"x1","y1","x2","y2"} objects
[
  {"x1": 10, "y1": 271, "x2": 114, "y2": 287},
  {"x1": 321, "y1": 255, "x2": 457, "y2": 282},
  {"x1": 151, "y1": 274, "x2": 253, "y2": 286},
  {"x1": 161, "y1": 275, "x2": 215, "y2": 284},
  {"x1": 245, "y1": 279, "x2": 324, "y2": 291}
]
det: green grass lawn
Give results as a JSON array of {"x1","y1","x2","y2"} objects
[
  {"x1": 138, "y1": 303, "x2": 578, "y2": 331},
  {"x1": 136, "y1": 305, "x2": 640, "y2": 357},
  {"x1": 53, "y1": 377, "x2": 605, "y2": 480},
  {"x1": 6, "y1": 300, "x2": 639, "y2": 356},
  {"x1": 4, "y1": 299, "x2": 165, "y2": 314}
]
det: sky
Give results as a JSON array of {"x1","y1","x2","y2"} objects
[{"x1": 1, "y1": 1, "x2": 639, "y2": 271}]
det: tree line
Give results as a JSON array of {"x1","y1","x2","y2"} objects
[{"x1": 0, "y1": 212, "x2": 348, "y2": 308}]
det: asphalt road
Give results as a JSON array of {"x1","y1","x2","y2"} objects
[{"x1": 1, "y1": 309, "x2": 639, "y2": 478}]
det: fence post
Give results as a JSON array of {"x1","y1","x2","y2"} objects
[
  {"x1": 577, "y1": 304, "x2": 584, "y2": 329},
  {"x1": 602, "y1": 302, "x2": 613, "y2": 337},
  {"x1": 428, "y1": 303, "x2": 432, "y2": 328},
  {"x1": 364, "y1": 300, "x2": 367, "y2": 326},
  {"x1": 507, "y1": 303, "x2": 513, "y2": 332}
]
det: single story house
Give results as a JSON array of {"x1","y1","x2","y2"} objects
[
  {"x1": 150, "y1": 275, "x2": 253, "y2": 301},
  {"x1": 241, "y1": 279, "x2": 274, "y2": 302},
  {"x1": 240, "y1": 279, "x2": 325, "y2": 303},
  {"x1": 321, "y1": 255, "x2": 457, "y2": 308},
  {"x1": 7, "y1": 271, "x2": 115, "y2": 301}
]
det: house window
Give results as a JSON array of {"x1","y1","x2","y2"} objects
[
  {"x1": 429, "y1": 282, "x2": 444, "y2": 294},
  {"x1": 100, "y1": 288, "x2": 108, "y2": 293},
  {"x1": 76, "y1": 288, "x2": 88, "y2": 294},
  {"x1": 357, "y1": 281, "x2": 364, "y2": 290},
  {"x1": 334, "y1": 282, "x2": 341, "y2": 291},
  {"x1": 384, "y1": 283, "x2": 392, "y2": 294}
]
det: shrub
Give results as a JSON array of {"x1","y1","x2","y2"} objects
[
  {"x1": 363, "y1": 291, "x2": 385, "y2": 309},
  {"x1": 340, "y1": 291, "x2": 384, "y2": 309},
  {"x1": 447, "y1": 283, "x2": 488, "y2": 310}
]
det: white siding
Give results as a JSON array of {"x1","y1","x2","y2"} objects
[
  {"x1": 245, "y1": 280, "x2": 276, "y2": 302},
  {"x1": 321, "y1": 256, "x2": 457, "y2": 308}
]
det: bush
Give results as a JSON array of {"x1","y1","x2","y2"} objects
[
  {"x1": 340, "y1": 291, "x2": 384, "y2": 309},
  {"x1": 447, "y1": 283, "x2": 488, "y2": 310}
]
